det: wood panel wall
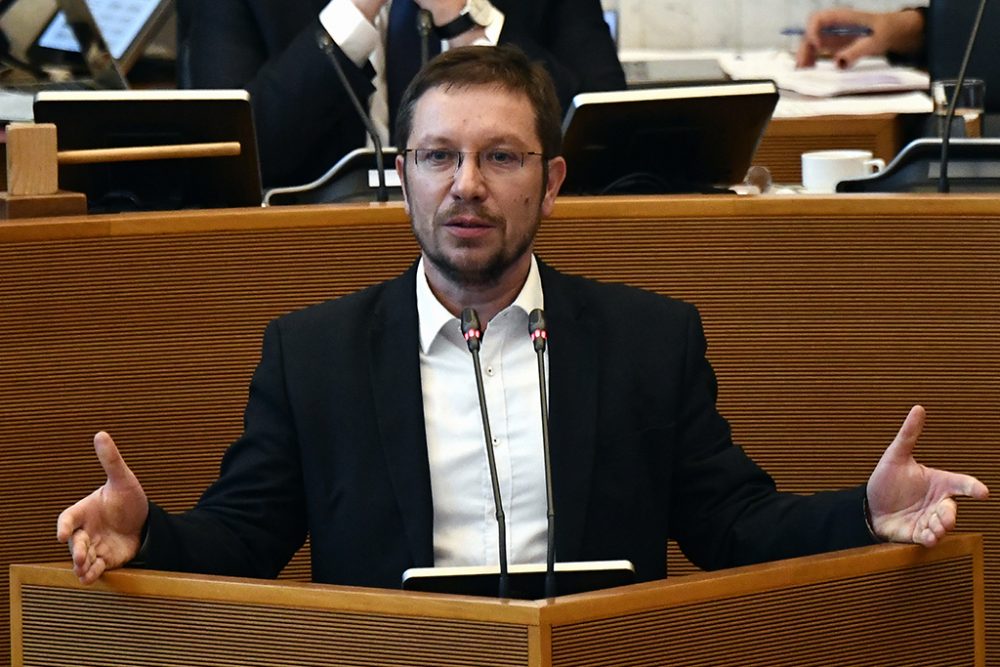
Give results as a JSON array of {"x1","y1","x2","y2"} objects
[{"x1": 2, "y1": 194, "x2": 998, "y2": 664}]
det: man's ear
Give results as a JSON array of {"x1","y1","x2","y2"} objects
[
  {"x1": 541, "y1": 156, "x2": 566, "y2": 218},
  {"x1": 395, "y1": 153, "x2": 410, "y2": 215}
]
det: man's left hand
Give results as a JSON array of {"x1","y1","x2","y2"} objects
[{"x1": 867, "y1": 405, "x2": 989, "y2": 546}]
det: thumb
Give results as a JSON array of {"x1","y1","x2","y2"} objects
[
  {"x1": 94, "y1": 431, "x2": 135, "y2": 487},
  {"x1": 880, "y1": 405, "x2": 925, "y2": 464}
]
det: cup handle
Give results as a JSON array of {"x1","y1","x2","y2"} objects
[{"x1": 866, "y1": 158, "x2": 886, "y2": 174}]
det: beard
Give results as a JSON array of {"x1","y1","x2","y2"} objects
[{"x1": 414, "y1": 202, "x2": 540, "y2": 288}]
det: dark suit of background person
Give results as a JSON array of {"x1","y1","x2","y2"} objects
[
  {"x1": 174, "y1": 0, "x2": 626, "y2": 188},
  {"x1": 136, "y1": 261, "x2": 876, "y2": 589},
  {"x1": 921, "y1": 0, "x2": 1000, "y2": 112}
]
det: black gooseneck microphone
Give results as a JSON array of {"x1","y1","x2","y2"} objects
[
  {"x1": 460, "y1": 308, "x2": 510, "y2": 598},
  {"x1": 938, "y1": 0, "x2": 990, "y2": 193},
  {"x1": 528, "y1": 308, "x2": 557, "y2": 598},
  {"x1": 417, "y1": 9, "x2": 433, "y2": 66},
  {"x1": 315, "y1": 28, "x2": 389, "y2": 203}
]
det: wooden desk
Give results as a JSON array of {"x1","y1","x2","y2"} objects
[
  {"x1": 758, "y1": 114, "x2": 904, "y2": 183},
  {"x1": 2, "y1": 195, "x2": 998, "y2": 664},
  {"x1": 10, "y1": 535, "x2": 985, "y2": 666}
]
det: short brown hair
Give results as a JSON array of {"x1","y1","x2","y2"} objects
[{"x1": 394, "y1": 45, "x2": 562, "y2": 158}]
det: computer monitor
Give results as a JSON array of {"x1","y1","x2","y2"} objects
[
  {"x1": 560, "y1": 81, "x2": 779, "y2": 195},
  {"x1": 33, "y1": 89, "x2": 263, "y2": 212},
  {"x1": 0, "y1": 0, "x2": 170, "y2": 75}
]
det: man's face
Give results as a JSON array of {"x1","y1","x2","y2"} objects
[{"x1": 396, "y1": 84, "x2": 566, "y2": 290}]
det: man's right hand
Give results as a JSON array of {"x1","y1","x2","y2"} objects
[
  {"x1": 795, "y1": 8, "x2": 926, "y2": 69},
  {"x1": 350, "y1": 0, "x2": 390, "y2": 23},
  {"x1": 56, "y1": 432, "x2": 149, "y2": 584}
]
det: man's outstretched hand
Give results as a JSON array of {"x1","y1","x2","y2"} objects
[
  {"x1": 56, "y1": 432, "x2": 148, "y2": 584},
  {"x1": 867, "y1": 405, "x2": 989, "y2": 546}
]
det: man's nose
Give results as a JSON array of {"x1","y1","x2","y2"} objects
[{"x1": 450, "y1": 153, "x2": 488, "y2": 199}]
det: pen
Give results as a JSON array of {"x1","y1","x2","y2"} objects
[{"x1": 780, "y1": 25, "x2": 874, "y2": 37}]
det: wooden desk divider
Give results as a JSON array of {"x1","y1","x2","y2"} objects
[
  {"x1": 0, "y1": 123, "x2": 242, "y2": 220},
  {"x1": 10, "y1": 534, "x2": 984, "y2": 666}
]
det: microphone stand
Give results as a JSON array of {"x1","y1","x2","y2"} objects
[
  {"x1": 461, "y1": 308, "x2": 510, "y2": 598},
  {"x1": 528, "y1": 309, "x2": 557, "y2": 598},
  {"x1": 938, "y1": 0, "x2": 989, "y2": 193},
  {"x1": 315, "y1": 28, "x2": 389, "y2": 203}
]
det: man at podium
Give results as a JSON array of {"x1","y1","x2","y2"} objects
[{"x1": 58, "y1": 46, "x2": 988, "y2": 591}]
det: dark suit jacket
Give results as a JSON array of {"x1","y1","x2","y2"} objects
[
  {"x1": 177, "y1": 0, "x2": 626, "y2": 187},
  {"x1": 143, "y1": 261, "x2": 875, "y2": 589}
]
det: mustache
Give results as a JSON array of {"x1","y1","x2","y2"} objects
[{"x1": 437, "y1": 203, "x2": 505, "y2": 226}]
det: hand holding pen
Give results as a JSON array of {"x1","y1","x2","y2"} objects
[{"x1": 794, "y1": 7, "x2": 926, "y2": 69}]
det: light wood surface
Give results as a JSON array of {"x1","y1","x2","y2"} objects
[
  {"x1": 4, "y1": 124, "x2": 58, "y2": 196},
  {"x1": 56, "y1": 141, "x2": 243, "y2": 165},
  {"x1": 2, "y1": 194, "x2": 998, "y2": 664},
  {"x1": 10, "y1": 534, "x2": 984, "y2": 666}
]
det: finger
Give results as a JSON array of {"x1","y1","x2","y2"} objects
[
  {"x1": 834, "y1": 36, "x2": 882, "y2": 69},
  {"x1": 796, "y1": 39, "x2": 818, "y2": 68},
  {"x1": 934, "y1": 498, "x2": 958, "y2": 532},
  {"x1": 952, "y1": 473, "x2": 989, "y2": 500},
  {"x1": 79, "y1": 555, "x2": 106, "y2": 585},
  {"x1": 69, "y1": 529, "x2": 91, "y2": 569},
  {"x1": 94, "y1": 431, "x2": 134, "y2": 487},
  {"x1": 56, "y1": 505, "x2": 81, "y2": 543}
]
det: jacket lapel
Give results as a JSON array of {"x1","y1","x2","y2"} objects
[
  {"x1": 539, "y1": 262, "x2": 600, "y2": 561},
  {"x1": 368, "y1": 265, "x2": 435, "y2": 568}
]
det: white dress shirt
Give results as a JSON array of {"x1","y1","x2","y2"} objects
[
  {"x1": 416, "y1": 256, "x2": 549, "y2": 567},
  {"x1": 318, "y1": 0, "x2": 506, "y2": 147}
]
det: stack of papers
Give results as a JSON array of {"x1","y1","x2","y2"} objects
[
  {"x1": 716, "y1": 49, "x2": 932, "y2": 117},
  {"x1": 719, "y1": 50, "x2": 929, "y2": 97}
]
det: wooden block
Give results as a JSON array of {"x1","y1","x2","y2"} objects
[
  {"x1": 6, "y1": 123, "x2": 59, "y2": 196},
  {"x1": 0, "y1": 190, "x2": 87, "y2": 220}
]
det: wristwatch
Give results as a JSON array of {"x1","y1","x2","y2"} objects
[{"x1": 433, "y1": 0, "x2": 492, "y2": 39}]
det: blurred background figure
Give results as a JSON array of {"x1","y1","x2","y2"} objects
[
  {"x1": 175, "y1": 0, "x2": 625, "y2": 188},
  {"x1": 796, "y1": 2, "x2": 999, "y2": 112}
]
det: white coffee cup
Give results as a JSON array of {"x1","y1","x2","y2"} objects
[{"x1": 800, "y1": 150, "x2": 885, "y2": 193}]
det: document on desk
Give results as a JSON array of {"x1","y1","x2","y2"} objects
[
  {"x1": 718, "y1": 49, "x2": 932, "y2": 116},
  {"x1": 719, "y1": 50, "x2": 929, "y2": 96},
  {"x1": 772, "y1": 90, "x2": 933, "y2": 118}
]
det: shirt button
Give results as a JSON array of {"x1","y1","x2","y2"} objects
[
  {"x1": 486, "y1": 366, "x2": 494, "y2": 376},
  {"x1": 492, "y1": 436, "x2": 499, "y2": 448}
]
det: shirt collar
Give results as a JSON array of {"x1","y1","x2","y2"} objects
[{"x1": 416, "y1": 255, "x2": 544, "y2": 354}]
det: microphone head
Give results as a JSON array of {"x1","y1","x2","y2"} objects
[
  {"x1": 461, "y1": 308, "x2": 482, "y2": 352},
  {"x1": 528, "y1": 308, "x2": 547, "y2": 352}
]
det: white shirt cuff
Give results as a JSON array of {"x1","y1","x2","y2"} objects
[
  {"x1": 319, "y1": 0, "x2": 381, "y2": 68},
  {"x1": 441, "y1": 1, "x2": 505, "y2": 49}
]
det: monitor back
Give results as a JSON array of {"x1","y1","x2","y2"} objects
[{"x1": 560, "y1": 81, "x2": 778, "y2": 195}]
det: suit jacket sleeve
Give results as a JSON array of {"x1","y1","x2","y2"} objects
[
  {"x1": 142, "y1": 319, "x2": 309, "y2": 578},
  {"x1": 496, "y1": 0, "x2": 625, "y2": 109},
  {"x1": 181, "y1": 0, "x2": 376, "y2": 187}
]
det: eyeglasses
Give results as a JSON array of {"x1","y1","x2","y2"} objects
[{"x1": 404, "y1": 148, "x2": 545, "y2": 178}]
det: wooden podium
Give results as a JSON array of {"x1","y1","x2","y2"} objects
[{"x1": 11, "y1": 534, "x2": 984, "y2": 666}]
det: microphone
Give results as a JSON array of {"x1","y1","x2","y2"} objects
[
  {"x1": 417, "y1": 9, "x2": 433, "y2": 66},
  {"x1": 937, "y1": 0, "x2": 990, "y2": 193},
  {"x1": 528, "y1": 308, "x2": 557, "y2": 598},
  {"x1": 315, "y1": 28, "x2": 389, "y2": 203},
  {"x1": 460, "y1": 308, "x2": 510, "y2": 598}
]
